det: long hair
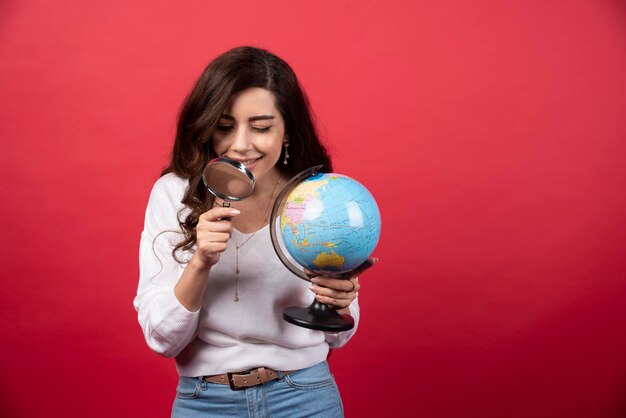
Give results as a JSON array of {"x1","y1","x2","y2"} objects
[{"x1": 162, "y1": 46, "x2": 333, "y2": 260}]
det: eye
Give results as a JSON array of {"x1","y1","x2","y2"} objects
[
  {"x1": 252, "y1": 125, "x2": 272, "y2": 133},
  {"x1": 216, "y1": 125, "x2": 233, "y2": 133}
]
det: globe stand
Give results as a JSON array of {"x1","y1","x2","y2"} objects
[
  {"x1": 270, "y1": 165, "x2": 355, "y2": 332},
  {"x1": 283, "y1": 300, "x2": 354, "y2": 332}
]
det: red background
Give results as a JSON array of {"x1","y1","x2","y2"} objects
[{"x1": 1, "y1": 1, "x2": 626, "y2": 417}]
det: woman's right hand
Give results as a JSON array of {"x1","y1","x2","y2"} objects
[{"x1": 192, "y1": 207, "x2": 241, "y2": 268}]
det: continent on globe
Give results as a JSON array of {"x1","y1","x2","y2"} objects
[
  {"x1": 281, "y1": 178, "x2": 328, "y2": 234},
  {"x1": 313, "y1": 251, "x2": 345, "y2": 270}
]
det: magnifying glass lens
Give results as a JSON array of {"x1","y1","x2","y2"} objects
[{"x1": 202, "y1": 157, "x2": 255, "y2": 204}]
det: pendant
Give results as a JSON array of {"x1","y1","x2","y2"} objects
[{"x1": 234, "y1": 247, "x2": 240, "y2": 301}]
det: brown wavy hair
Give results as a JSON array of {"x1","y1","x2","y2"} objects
[{"x1": 161, "y1": 46, "x2": 333, "y2": 262}]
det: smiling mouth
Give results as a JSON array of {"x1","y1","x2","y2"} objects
[{"x1": 239, "y1": 157, "x2": 262, "y2": 166}]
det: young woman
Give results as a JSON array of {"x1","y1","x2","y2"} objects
[{"x1": 134, "y1": 46, "x2": 375, "y2": 417}]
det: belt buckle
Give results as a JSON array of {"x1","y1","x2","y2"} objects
[{"x1": 227, "y1": 371, "x2": 248, "y2": 391}]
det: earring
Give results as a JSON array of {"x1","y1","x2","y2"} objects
[{"x1": 283, "y1": 142, "x2": 289, "y2": 165}]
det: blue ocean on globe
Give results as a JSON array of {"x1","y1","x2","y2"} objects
[{"x1": 279, "y1": 173, "x2": 381, "y2": 274}]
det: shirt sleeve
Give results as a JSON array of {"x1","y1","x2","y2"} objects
[
  {"x1": 133, "y1": 175, "x2": 200, "y2": 358},
  {"x1": 324, "y1": 297, "x2": 360, "y2": 348}
]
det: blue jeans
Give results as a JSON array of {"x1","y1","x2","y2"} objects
[{"x1": 171, "y1": 361, "x2": 344, "y2": 418}]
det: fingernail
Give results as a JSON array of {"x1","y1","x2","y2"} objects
[
  {"x1": 308, "y1": 285, "x2": 317, "y2": 293},
  {"x1": 230, "y1": 209, "x2": 241, "y2": 215},
  {"x1": 311, "y1": 278, "x2": 320, "y2": 284}
]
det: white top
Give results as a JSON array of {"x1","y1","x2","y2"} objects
[{"x1": 134, "y1": 173, "x2": 359, "y2": 377}]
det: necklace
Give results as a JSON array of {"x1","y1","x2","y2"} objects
[{"x1": 232, "y1": 176, "x2": 282, "y2": 301}]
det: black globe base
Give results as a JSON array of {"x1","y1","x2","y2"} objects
[{"x1": 283, "y1": 300, "x2": 354, "y2": 332}]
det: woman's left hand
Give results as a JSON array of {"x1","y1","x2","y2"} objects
[{"x1": 306, "y1": 258, "x2": 378, "y2": 311}]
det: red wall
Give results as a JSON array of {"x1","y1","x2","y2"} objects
[{"x1": 1, "y1": 1, "x2": 625, "y2": 417}]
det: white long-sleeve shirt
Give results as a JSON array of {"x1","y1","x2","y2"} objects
[{"x1": 134, "y1": 173, "x2": 359, "y2": 377}]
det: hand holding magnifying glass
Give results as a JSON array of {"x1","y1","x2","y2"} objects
[{"x1": 193, "y1": 158, "x2": 256, "y2": 268}]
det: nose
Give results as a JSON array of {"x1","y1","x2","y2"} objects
[{"x1": 230, "y1": 126, "x2": 253, "y2": 154}]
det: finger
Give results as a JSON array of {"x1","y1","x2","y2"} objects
[
  {"x1": 350, "y1": 277, "x2": 361, "y2": 293},
  {"x1": 197, "y1": 231, "x2": 231, "y2": 244},
  {"x1": 310, "y1": 276, "x2": 355, "y2": 292},
  {"x1": 197, "y1": 241, "x2": 228, "y2": 255},
  {"x1": 309, "y1": 281, "x2": 357, "y2": 299},
  {"x1": 311, "y1": 276, "x2": 354, "y2": 291},
  {"x1": 197, "y1": 219, "x2": 233, "y2": 234},
  {"x1": 200, "y1": 207, "x2": 241, "y2": 221}
]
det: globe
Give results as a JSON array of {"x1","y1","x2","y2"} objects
[
  {"x1": 269, "y1": 168, "x2": 381, "y2": 332},
  {"x1": 277, "y1": 172, "x2": 381, "y2": 276}
]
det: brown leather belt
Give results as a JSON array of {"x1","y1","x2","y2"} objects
[{"x1": 203, "y1": 367, "x2": 293, "y2": 391}]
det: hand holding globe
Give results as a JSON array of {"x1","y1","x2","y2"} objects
[{"x1": 304, "y1": 257, "x2": 377, "y2": 313}]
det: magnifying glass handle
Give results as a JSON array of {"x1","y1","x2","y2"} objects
[{"x1": 218, "y1": 200, "x2": 231, "y2": 221}]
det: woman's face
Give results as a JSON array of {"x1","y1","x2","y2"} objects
[{"x1": 212, "y1": 87, "x2": 286, "y2": 185}]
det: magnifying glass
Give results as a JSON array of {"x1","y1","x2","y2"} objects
[{"x1": 202, "y1": 157, "x2": 255, "y2": 207}]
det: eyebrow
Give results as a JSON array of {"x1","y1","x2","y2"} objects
[{"x1": 220, "y1": 114, "x2": 276, "y2": 122}]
